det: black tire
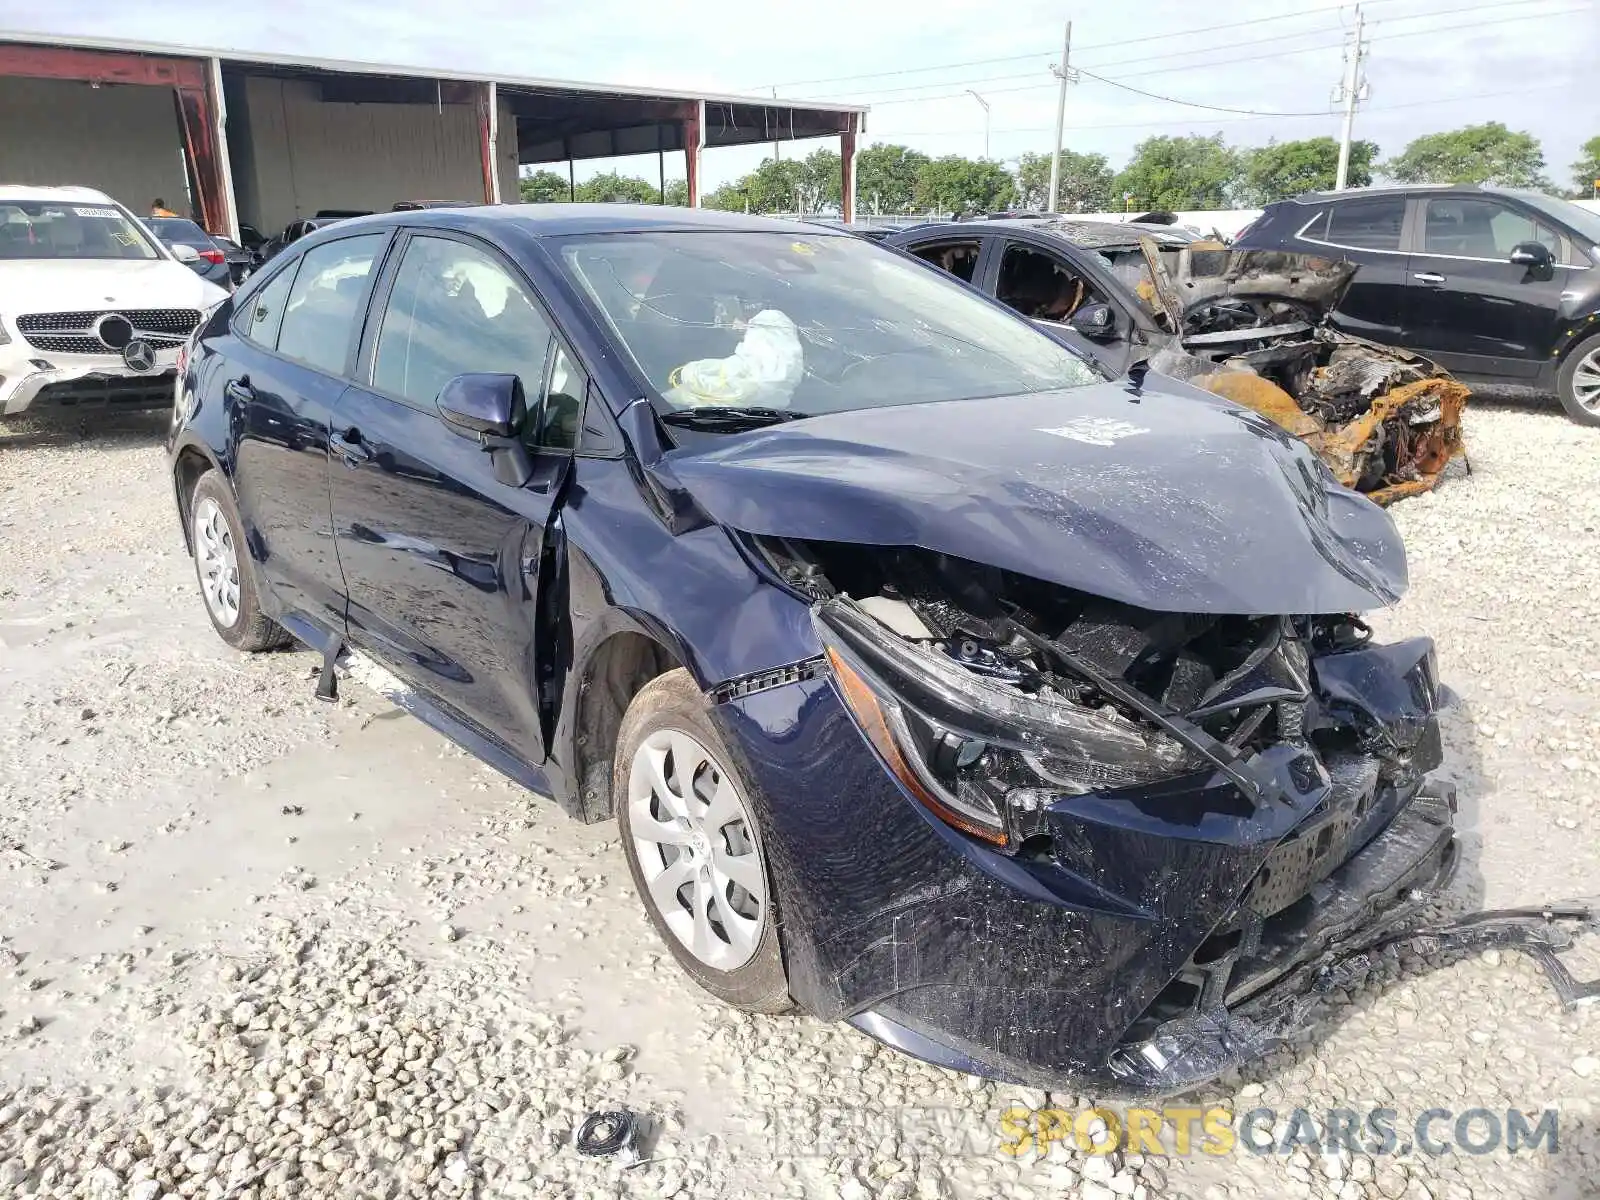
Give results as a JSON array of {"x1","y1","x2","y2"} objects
[
  {"x1": 614, "y1": 669, "x2": 793, "y2": 1013},
  {"x1": 1556, "y1": 331, "x2": 1600, "y2": 427},
  {"x1": 188, "y1": 470, "x2": 290, "y2": 652}
]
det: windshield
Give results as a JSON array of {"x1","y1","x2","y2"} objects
[
  {"x1": 1513, "y1": 193, "x2": 1600, "y2": 251},
  {"x1": 560, "y1": 230, "x2": 1100, "y2": 417},
  {"x1": 0, "y1": 200, "x2": 161, "y2": 261}
]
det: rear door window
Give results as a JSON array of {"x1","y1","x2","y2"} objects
[
  {"x1": 909, "y1": 239, "x2": 982, "y2": 283},
  {"x1": 276, "y1": 234, "x2": 386, "y2": 375},
  {"x1": 1322, "y1": 197, "x2": 1406, "y2": 251}
]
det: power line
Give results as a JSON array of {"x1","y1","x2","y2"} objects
[
  {"x1": 878, "y1": 78, "x2": 1575, "y2": 139},
  {"x1": 754, "y1": 0, "x2": 1504, "y2": 91},
  {"x1": 860, "y1": 0, "x2": 1585, "y2": 105},
  {"x1": 781, "y1": 0, "x2": 1585, "y2": 107},
  {"x1": 1075, "y1": 68, "x2": 1334, "y2": 116}
]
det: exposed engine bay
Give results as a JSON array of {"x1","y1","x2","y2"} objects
[
  {"x1": 769, "y1": 535, "x2": 1476, "y2": 1086},
  {"x1": 1137, "y1": 242, "x2": 1469, "y2": 505}
]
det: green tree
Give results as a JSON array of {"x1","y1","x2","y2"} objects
[
  {"x1": 663, "y1": 179, "x2": 689, "y2": 207},
  {"x1": 739, "y1": 158, "x2": 809, "y2": 213},
  {"x1": 1112, "y1": 134, "x2": 1242, "y2": 212},
  {"x1": 913, "y1": 155, "x2": 1015, "y2": 214},
  {"x1": 856, "y1": 143, "x2": 929, "y2": 214},
  {"x1": 1236, "y1": 137, "x2": 1378, "y2": 204},
  {"x1": 573, "y1": 172, "x2": 660, "y2": 204},
  {"x1": 1571, "y1": 136, "x2": 1600, "y2": 198},
  {"x1": 519, "y1": 170, "x2": 571, "y2": 203},
  {"x1": 1014, "y1": 150, "x2": 1115, "y2": 212},
  {"x1": 1382, "y1": 123, "x2": 1550, "y2": 189},
  {"x1": 801, "y1": 148, "x2": 843, "y2": 212},
  {"x1": 702, "y1": 181, "x2": 750, "y2": 212}
]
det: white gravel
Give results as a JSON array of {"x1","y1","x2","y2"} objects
[{"x1": 0, "y1": 403, "x2": 1596, "y2": 1200}]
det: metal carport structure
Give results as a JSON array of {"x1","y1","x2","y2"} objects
[{"x1": 0, "y1": 33, "x2": 868, "y2": 240}]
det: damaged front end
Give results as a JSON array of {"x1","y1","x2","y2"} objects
[
  {"x1": 1138, "y1": 242, "x2": 1469, "y2": 505},
  {"x1": 761, "y1": 537, "x2": 1457, "y2": 1093}
]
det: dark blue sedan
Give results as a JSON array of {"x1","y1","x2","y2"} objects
[{"x1": 166, "y1": 204, "x2": 1455, "y2": 1095}]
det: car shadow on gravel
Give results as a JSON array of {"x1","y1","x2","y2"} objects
[{"x1": 0, "y1": 410, "x2": 169, "y2": 450}]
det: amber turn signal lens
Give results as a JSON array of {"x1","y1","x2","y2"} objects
[{"x1": 825, "y1": 647, "x2": 1008, "y2": 847}]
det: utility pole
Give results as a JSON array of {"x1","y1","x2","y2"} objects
[
  {"x1": 966, "y1": 90, "x2": 991, "y2": 160},
  {"x1": 1047, "y1": 20, "x2": 1074, "y2": 213},
  {"x1": 1333, "y1": 4, "x2": 1369, "y2": 191}
]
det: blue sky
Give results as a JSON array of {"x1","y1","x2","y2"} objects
[{"x1": 1, "y1": 0, "x2": 1593, "y2": 193}]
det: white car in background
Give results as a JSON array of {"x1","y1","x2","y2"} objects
[{"x1": 0, "y1": 185, "x2": 229, "y2": 420}]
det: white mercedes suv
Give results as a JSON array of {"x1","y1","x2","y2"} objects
[{"x1": 0, "y1": 185, "x2": 229, "y2": 420}]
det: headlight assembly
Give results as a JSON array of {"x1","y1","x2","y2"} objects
[{"x1": 818, "y1": 600, "x2": 1203, "y2": 850}]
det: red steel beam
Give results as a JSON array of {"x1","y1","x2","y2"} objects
[{"x1": 0, "y1": 42, "x2": 207, "y2": 89}]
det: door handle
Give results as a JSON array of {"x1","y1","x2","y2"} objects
[
  {"x1": 329, "y1": 427, "x2": 373, "y2": 466},
  {"x1": 1413, "y1": 272, "x2": 1447, "y2": 284},
  {"x1": 224, "y1": 378, "x2": 254, "y2": 403}
]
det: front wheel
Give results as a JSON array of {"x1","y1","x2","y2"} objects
[
  {"x1": 1556, "y1": 332, "x2": 1600, "y2": 427},
  {"x1": 188, "y1": 470, "x2": 289, "y2": 652},
  {"x1": 614, "y1": 669, "x2": 792, "y2": 1013}
]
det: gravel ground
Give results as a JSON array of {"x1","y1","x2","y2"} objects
[{"x1": 0, "y1": 402, "x2": 1596, "y2": 1200}]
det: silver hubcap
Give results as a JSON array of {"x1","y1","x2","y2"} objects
[
  {"x1": 628, "y1": 729, "x2": 766, "y2": 971},
  {"x1": 193, "y1": 496, "x2": 241, "y2": 627},
  {"x1": 1573, "y1": 348, "x2": 1600, "y2": 413}
]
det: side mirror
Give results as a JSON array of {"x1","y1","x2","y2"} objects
[
  {"x1": 1068, "y1": 302, "x2": 1119, "y2": 342},
  {"x1": 1509, "y1": 241, "x2": 1554, "y2": 271},
  {"x1": 437, "y1": 373, "x2": 532, "y2": 487},
  {"x1": 169, "y1": 243, "x2": 200, "y2": 263},
  {"x1": 438, "y1": 373, "x2": 525, "y2": 438}
]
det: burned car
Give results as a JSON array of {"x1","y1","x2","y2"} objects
[
  {"x1": 887, "y1": 219, "x2": 1468, "y2": 505},
  {"x1": 171, "y1": 206, "x2": 1459, "y2": 1096}
]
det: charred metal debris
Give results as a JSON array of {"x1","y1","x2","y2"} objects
[
  {"x1": 1135, "y1": 241, "x2": 1469, "y2": 506},
  {"x1": 747, "y1": 538, "x2": 1596, "y2": 1091}
]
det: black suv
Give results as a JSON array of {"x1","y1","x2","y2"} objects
[{"x1": 1233, "y1": 185, "x2": 1600, "y2": 425}]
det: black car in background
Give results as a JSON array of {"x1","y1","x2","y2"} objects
[
  {"x1": 1232, "y1": 184, "x2": 1600, "y2": 425},
  {"x1": 256, "y1": 217, "x2": 347, "y2": 266},
  {"x1": 145, "y1": 216, "x2": 238, "y2": 288}
]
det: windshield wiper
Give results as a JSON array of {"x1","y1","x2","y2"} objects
[{"x1": 659, "y1": 406, "x2": 811, "y2": 432}]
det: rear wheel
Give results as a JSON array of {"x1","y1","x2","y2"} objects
[
  {"x1": 188, "y1": 470, "x2": 289, "y2": 652},
  {"x1": 1556, "y1": 332, "x2": 1600, "y2": 427},
  {"x1": 615, "y1": 669, "x2": 792, "y2": 1013}
]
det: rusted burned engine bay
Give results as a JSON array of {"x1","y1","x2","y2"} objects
[
  {"x1": 776, "y1": 536, "x2": 1469, "y2": 1090},
  {"x1": 1139, "y1": 243, "x2": 1469, "y2": 505}
]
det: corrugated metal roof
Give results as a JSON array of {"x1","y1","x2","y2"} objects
[{"x1": 0, "y1": 29, "x2": 869, "y2": 115}]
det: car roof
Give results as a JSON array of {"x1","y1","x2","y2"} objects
[
  {"x1": 1283, "y1": 182, "x2": 1524, "y2": 204},
  {"x1": 894, "y1": 216, "x2": 1190, "y2": 251},
  {"x1": 318, "y1": 203, "x2": 860, "y2": 239},
  {"x1": 0, "y1": 184, "x2": 117, "y2": 205}
]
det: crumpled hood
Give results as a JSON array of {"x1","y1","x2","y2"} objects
[
  {"x1": 1145, "y1": 245, "x2": 1358, "y2": 326},
  {"x1": 661, "y1": 380, "x2": 1407, "y2": 616}
]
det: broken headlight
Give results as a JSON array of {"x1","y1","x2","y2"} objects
[{"x1": 817, "y1": 600, "x2": 1200, "y2": 849}]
